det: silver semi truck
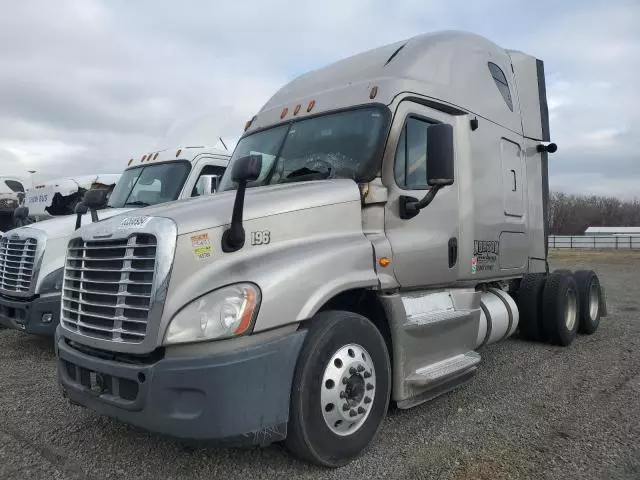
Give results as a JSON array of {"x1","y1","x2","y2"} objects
[{"x1": 55, "y1": 31, "x2": 606, "y2": 467}]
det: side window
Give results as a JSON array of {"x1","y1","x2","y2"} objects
[
  {"x1": 394, "y1": 117, "x2": 435, "y2": 189},
  {"x1": 488, "y1": 62, "x2": 514, "y2": 111},
  {"x1": 192, "y1": 164, "x2": 227, "y2": 196}
]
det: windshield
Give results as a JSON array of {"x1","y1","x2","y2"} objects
[
  {"x1": 107, "y1": 161, "x2": 191, "y2": 208},
  {"x1": 218, "y1": 106, "x2": 389, "y2": 191}
]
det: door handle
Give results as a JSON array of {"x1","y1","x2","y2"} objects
[
  {"x1": 448, "y1": 237, "x2": 458, "y2": 268},
  {"x1": 510, "y1": 169, "x2": 516, "y2": 191}
]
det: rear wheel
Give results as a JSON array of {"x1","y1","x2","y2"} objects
[
  {"x1": 573, "y1": 270, "x2": 602, "y2": 334},
  {"x1": 515, "y1": 273, "x2": 547, "y2": 342},
  {"x1": 542, "y1": 272, "x2": 580, "y2": 346},
  {"x1": 285, "y1": 310, "x2": 391, "y2": 467}
]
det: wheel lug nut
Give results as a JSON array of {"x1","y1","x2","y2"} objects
[
  {"x1": 349, "y1": 409, "x2": 357, "y2": 417},
  {"x1": 358, "y1": 406, "x2": 365, "y2": 414},
  {"x1": 339, "y1": 391, "x2": 346, "y2": 399},
  {"x1": 342, "y1": 404, "x2": 350, "y2": 411},
  {"x1": 366, "y1": 383, "x2": 374, "y2": 391},
  {"x1": 364, "y1": 396, "x2": 372, "y2": 404},
  {"x1": 342, "y1": 377, "x2": 348, "y2": 384},
  {"x1": 364, "y1": 371, "x2": 371, "y2": 378},
  {"x1": 349, "y1": 367, "x2": 356, "y2": 375},
  {"x1": 357, "y1": 365, "x2": 365, "y2": 372}
]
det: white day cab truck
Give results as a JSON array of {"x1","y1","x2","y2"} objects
[
  {"x1": 0, "y1": 146, "x2": 229, "y2": 335},
  {"x1": 54, "y1": 31, "x2": 606, "y2": 467},
  {"x1": 0, "y1": 176, "x2": 30, "y2": 231}
]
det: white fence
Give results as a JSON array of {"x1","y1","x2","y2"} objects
[{"x1": 549, "y1": 235, "x2": 640, "y2": 250}]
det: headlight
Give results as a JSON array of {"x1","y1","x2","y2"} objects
[
  {"x1": 40, "y1": 267, "x2": 64, "y2": 294},
  {"x1": 163, "y1": 283, "x2": 261, "y2": 345}
]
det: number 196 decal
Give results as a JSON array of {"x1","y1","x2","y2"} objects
[{"x1": 251, "y1": 230, "x2": 271, "y2": 246}]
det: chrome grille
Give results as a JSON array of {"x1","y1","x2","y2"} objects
[
  {"x1": 61, "y1": 234, "x2": 157, "y2": 343},
  {"x1": 0, "y1": 236, "x2": 38, "y2": 293}
]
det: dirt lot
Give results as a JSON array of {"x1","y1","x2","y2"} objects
[{"x1": 1, "y1": 250, "x2": 639, "y2": 480}]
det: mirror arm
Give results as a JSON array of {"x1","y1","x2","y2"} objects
[
  {"x1": 90, "y1": 207, "x2": 99, "y2": 223},
  {"x1": 221, "y1": 180, "x2": 247, "y2": 252},
  {"x1": 399, "y1": 185, "x2": 442, "y2": 220}
]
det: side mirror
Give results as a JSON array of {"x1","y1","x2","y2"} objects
[
  {"x1": 13, "y1": 206, "x2": 29, "y2": 220},
  {"x1": 74, "y1": 202, "x2": 89, "y2": 230},
  {"x1": 231, "y1": 154, "x2": 262, "y2": 183},
  {"x1": 400, "y1": 123, "x2": 454, "y2": 220},
  {"x1": 221, "y1": 154, "x2": 263, "y2": 253},
  {"x1": 195, "y1": 175, "x2": 221, "y2": 196},
  {"x1": 81, "y1": 188, "x2": 109, "y2": 224},
  {"x1": 427, "y1": 123, "x2": 455, "y2": 187},
  {"x1": 83, "y1": 188, "x2": 109, "y2": 209}
]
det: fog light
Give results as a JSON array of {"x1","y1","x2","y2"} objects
[{"x1": 42, "y1": 313, "x2": 53, "y2": 324}]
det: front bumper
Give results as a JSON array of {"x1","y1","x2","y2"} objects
[
  {"x1": 0, "y1": 293, "x2": 60, "y2": 336},
  {"x1": 56, "y1": 327, "x2": 306, "y2": 445}
]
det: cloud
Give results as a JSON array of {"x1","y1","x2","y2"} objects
[{"x1": 0, "y1": 0, "x2": 637, "y2": 197}]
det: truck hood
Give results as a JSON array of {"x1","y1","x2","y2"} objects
[
  {"x1": 121, "y1": 179, "x2": 363, "y2": 235},
  {"x1": 24, "y1": 208, "x2": 135, "y2": 240}
]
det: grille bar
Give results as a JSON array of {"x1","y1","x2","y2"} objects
[
  {"x1": 61, "y1": 234, "x2": 157, "y2": 344},
  {"x1": 0, "y1": 236, "x2": 38, "y2": 293}
]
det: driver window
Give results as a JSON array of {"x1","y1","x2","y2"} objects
[{"x1": 394, "y1": 117, "x2": 435, "y2": 190}]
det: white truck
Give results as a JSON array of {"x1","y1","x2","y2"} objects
[
  {"x1": 0, "y1": 146, "x2": 229, "y2": 335},
  {"x1": 0, "y1": 176, "x2": 30, "y2": 231},
  {"x1": 24, "y1": 174, "x2": 122, "y2": 220},
  {"x1": 54, "y1": 31, "x2": 606, "y2": 467}
]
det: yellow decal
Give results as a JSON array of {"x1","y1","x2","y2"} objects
[{"x1": 191, "y1": 233, "x2": 212, "y2": 260}]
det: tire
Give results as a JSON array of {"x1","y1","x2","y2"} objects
[
  {"x1": 542, "y1": 272, "x2": 580, "y2": 346},
  {"x1": 573, "y1": 270, "x2": 602, "y2": 334},
  {"x1": 284, "y1": 310, "x2": 391, "y2": 467},
  {"x1": 515, "y1": 273, "x2": 547, "y2": 342},
  {"x1": 552, "y1": 268, "x2": 573, "y2": 276}
]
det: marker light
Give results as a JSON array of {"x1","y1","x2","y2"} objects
[
  {"x1": 153, "y1": 152, "x2": 159, "y2": 160},
  {"x1": 294, "y1": 104, "x2": 301, "y2": 115},
  {"x1": 379, "y1": 257, "x2": 391, "y2": 267},
  {"x1": 307, "y1": 100, "x2": 316, "y2": 112},
  {"x1": 127, "y1": 159, "x2": 133, "y2": 166},
  {"x1": 370, "y1": 86, "x2": 378, "y2": 99},
  {"x1": 175, "y1": 149, "x2": 182, "y2": 158},
  {"x1": 280, "y1": 107, "x2": 288, "y2": 119},
  {"x1": 141, "y1": 154, "x2": 147, "y2": 161}
]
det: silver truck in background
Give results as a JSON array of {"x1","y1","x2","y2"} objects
[
  {"x1": 55, "y1": 31, "x2": 606, "y2": 467},
  {"x1": 0, "y1": 146, "x2": 229, "y2": 336}
]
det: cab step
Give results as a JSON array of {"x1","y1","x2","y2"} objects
[{"x1": 406, "y1": 351, "x2": 481, "y2": 386}]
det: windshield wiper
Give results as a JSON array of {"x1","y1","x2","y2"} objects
[
  {"x1": 282, "y1": 167, "x2": 331, "y2": 183},
  {"x1": 124, "y1": 201, "x2": 151, "y2": 207}
]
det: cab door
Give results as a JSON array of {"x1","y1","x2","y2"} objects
[{"x1": 382, "y1": 101, "x2": 460, "y2": 288}]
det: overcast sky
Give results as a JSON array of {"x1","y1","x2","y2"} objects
[{"x1": 1, "y1": 0, "x2": 638, "y2": 198}]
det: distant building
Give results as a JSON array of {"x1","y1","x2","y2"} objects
[{"x1": 584, "y1": 226, "x2": 640, "y2": 236}]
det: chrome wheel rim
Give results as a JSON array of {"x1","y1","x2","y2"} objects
[
  {"x1": 565, "y1": 287, "x2": 578, "y2": 330},
  {"x1": 320, "y1": 344, "x2": 376, "y2": 436},
  {"x1": 588, "y1": 283, "x2": 600, "y2": 320}
]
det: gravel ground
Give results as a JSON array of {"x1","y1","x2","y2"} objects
[{"x1": 1, "y1": 251, "x2": 639, "y2": 480}]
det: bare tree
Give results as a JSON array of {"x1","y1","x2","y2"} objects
[{"x1": 549, "y1": 192, "x2": 640, "y2": 235}]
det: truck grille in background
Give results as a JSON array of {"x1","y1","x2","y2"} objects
[
  {"x1": 0, "y1": 236, "x2": 37, "y2": 294},
  {"x1": 62, "y1": 234, "x2": 157, "y2": 343}
]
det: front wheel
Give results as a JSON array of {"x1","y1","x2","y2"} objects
[{"x1": 284, "y1": 310, "x2": 391, "y2": 467}]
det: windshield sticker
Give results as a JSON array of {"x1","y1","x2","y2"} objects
[
  {"x1": 117, "y1": 216, "x2": 152, "y2": 229},
  {"x1": 191, "y1": 233, "x2": 212, "y2": 260}
]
